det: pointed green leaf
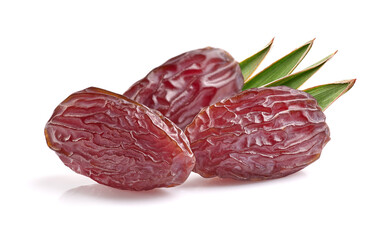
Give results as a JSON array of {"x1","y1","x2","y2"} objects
[
  {"x1": 239, "y1": 38, "x2": 274, "y2": 81},
  {"x1": 304, "y1": 79, "x2": 356, "y2": 110},
  {"x1": 264, "y1": 51, "x2": 337, "y2": 89},
  {"x1": 242, "y1": 39, "x2": 314, "y2": 90}
]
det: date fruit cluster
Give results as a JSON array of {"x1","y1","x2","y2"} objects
[{"x1": 45, "y1": 47, "x2": 332, "y2": 191}]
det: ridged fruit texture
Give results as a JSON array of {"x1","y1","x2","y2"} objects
[
  {"x1": 185, "y1": 86, "x2": 330, "y2": 180},
  {"x1": 45, "y1": 87, "x2": 195, "y2": 191},
  {"x1": 124, "y1": 47, "x2": 244, "y2": 129}
]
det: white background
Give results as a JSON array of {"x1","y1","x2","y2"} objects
[{"x1": 1, "y1": 0, "x2": 389, "y2": 239}]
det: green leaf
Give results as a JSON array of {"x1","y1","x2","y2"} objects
[
  {"x1": 239, "y1": 38, "x2": 274, "y2": 81},
  {"x1": 304, "y1": 79, "x2": 356, "y2": 110},
  {"x1": 264, "y1": 51, "x2": 337, "y2": 89},
  {"x1": 242, "y1": 39, "x2": 314, "y2": 90}
]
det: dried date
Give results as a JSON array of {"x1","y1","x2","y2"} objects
[
  {"x1": 185, "y1": 86, "x2": 330, "y2": 180},
  {"x1": 124, "y1": 47, "x2": 244, "y2": 129},
  {"x1": 45, "y1": 87, "x2": 195, "y2": 191}
]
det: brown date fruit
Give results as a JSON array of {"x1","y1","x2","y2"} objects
[
  {"x1": 185, "y1": 86, "x2": 330, "y2": 180},
  {"x1": 123, "y1": 47, "x2": 244, "y2": 129},
  {"x1": 45, "y1": 87, "x2": 195, "y2": 191}
]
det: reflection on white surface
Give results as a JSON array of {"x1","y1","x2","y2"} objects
[
  {"x1": 31, "y1": 171, "x2": 309, "y2": 204},
  {"x1": 180, "y1": 171, "x2": 308, "y2": 189},
  {"x1": 61, "y1": 184, "x2": 172, "y2": 202},
  {"x1": 32, "y1": 174, "x2": 93, "y2": 193}
]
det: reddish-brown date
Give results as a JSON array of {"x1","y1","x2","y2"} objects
[
  {"x1": 185, "y1": 86, "x2": 330, "y2": 180},
  {"x1": 45, "y1": 87, "x2": 195, "y2": 191},
  {"x1": 124, "y1": 47, "x2": 244, "y2": 129}
]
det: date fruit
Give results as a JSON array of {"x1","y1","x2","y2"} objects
[
  {"x1": 185, "y1": 86, "x2": 330, "y2": 180},
  {"x1": 124, "y1": 47, "x2": 244, "y2": 129},
  {"x1": 45, "y1": 87, "x2": 195, "y2": 191}
]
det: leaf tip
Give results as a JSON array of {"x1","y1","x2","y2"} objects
[
  {"x1": 264, "y1": 38, "x2": 274, "y2": 49},
  {"x1": 262, "y1": 38, "x2": 274, "y2": 50},
  {"x1": 307, "y1": 78, "x2": 356, "y2": 111},
  {"x1": 323, "y1": 51, "x2": 337, "y2": 62},
  {"x1": 343, "y1": 78, "x2": 356, "y2": 91},
  {"x1": 304, "y1": 38, "x2": 315, "y2": 52},
  {"x1": 301, "y1": 38, "x2": 315, "y2": 49}
]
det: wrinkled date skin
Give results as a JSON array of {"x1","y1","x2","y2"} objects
[
  {"x1": 185, "y1": 86, "x2": 330, "y2": 180},
  {"x1": 45, "y1": 87, "x2": 195, "y2": 191},
  {"x1": 124, "y1": 47, "x2": 244, "y2": 129}
]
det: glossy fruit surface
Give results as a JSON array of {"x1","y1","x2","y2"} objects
[
  {"x1": 124, "y1": 47, "x2": 244, "y2": 129},
  {"x1": 45, "y1": 87, "x2": 195, "y2": 191},
  {"x1": 185, "y1": 86, "x2": 330, "y2": 180}
]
